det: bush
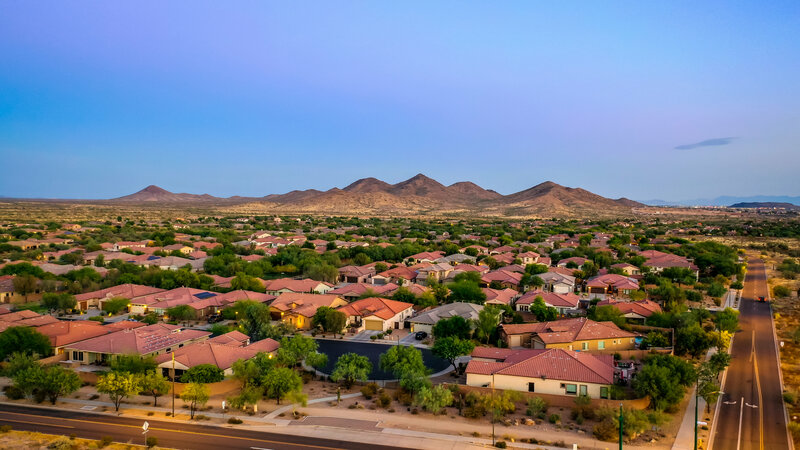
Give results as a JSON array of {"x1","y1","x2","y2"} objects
[
  {"x1": 495, "y1": 442, "x2": 507, "y2": 448},
  {"x1": 228, "y1": 417, "x2": 243, "y2": 424},
  {"x1": 784, "y1": 392, "x2": 797, "y2": 405},
  {"x1": 377, "y1": 392, "x2": 392, "y2": 408},
  {"x1": 526, "y1": 397, "x2": 548, "y2": 418},
  {"x1": 361, "y1": 382, "x2": 378, "y2": 399},
  {"x1": 0, "y1": 425, "x2": 11, "y2": 433},
  {"x1": 775, "y1": 285, "x2": 792, "y2": 298},
  {"x1": 3, "y1": 385, "x2": 25, "y2": 400},
  {"x1": 99, "y1": 436, "x2": 113, "y2": 447},
  {"x1": 548, "y1": 413, "x2": 561, "y2": 424},
  {"x1": 789, "y1": 421, "x2": 800, "y2": 444},
  {"x1": 146, "y1": 436, "x2": 158, "y2": 448},
  {"x1": 88, "y1": 316, "x2": 106, "y2": 323},
  {"x1": 369, "y1": 335, "x2": 377, "y2": 341}
]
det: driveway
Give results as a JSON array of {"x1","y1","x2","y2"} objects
[{"x1": 350, "y1": 330, "x2": 382, "y2": 341}]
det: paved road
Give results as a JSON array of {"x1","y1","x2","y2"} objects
[
  {"x1": 710, "y1": 259, "x2": 790, "y2": 450},
  {"x1": 0, "y1": 403, "x2": 406, "y2": 450}
]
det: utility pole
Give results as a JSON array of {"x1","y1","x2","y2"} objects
[
  {"x1": 619, "y1": 403, "x2": 624, "y2": 450},
  {"x1": 171, "y1": 351, "x2": 176, "y2": 417}
]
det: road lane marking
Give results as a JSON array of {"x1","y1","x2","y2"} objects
[
  {"x1": 737, "y1": 397, "x2": 744, "y2": 450},
  {"x1": 0, "y1": 410, "x2": 347, "y2": 450},
  {"x1": 0, "y1": 418, "x2": 73, "y2": 429},
  {"x1": 754, "y1": 349, "x2": 764, "y2": 450}
]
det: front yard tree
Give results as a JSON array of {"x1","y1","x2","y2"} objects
[
  {"x1": 166, "y1": 304, "x2": 194, "y2": 324},
  {"x1": 180, "y1": 364, "x2": 224, "y2": 383},
  {"x1": 228, "y1": 385, "x2": 263, "y2": 411},
  {"x1": 261, "y1": 367, "x2": 302, "y2": 404},
  {"x1": 0, "y1": 326, "x2": 52, "y2": 360},
  {"x1": 97, "y1": 371, "x2": 142, "y2": 412},
  {"x1": 312, "y1": 306, "x2": 347, "y2": 337},
  {"x1": 101, "y1": 297, "x2": 130, "y2": 315},
  {"x1": 180, "y1": 382, "x2": 210, "y2": 419},
  {"x1": 41, "y1": 292, "x2": 77, "y2": 315},
  {"x1": 277, "y1": 334, "x2": 327, "y2": 369},
  {"x1": 415, "y1": 385, "x2": 454, "y2": 415},
  {"x1": 432, "y1": 315, "x2": 472, "y2": 340},
  {"x1": 140, "y1": 370, "x2": 171, "y2": 406},
  {"x1": 474, "y1": 305, "x2": 502, "y2": 344},
  {"x1": 330, "y1": 353, "x2": 372, "y2": 388},
  {"x1": 432, "y1": 337, "x2": 475, "y2": 373},
  {"x1": 39, "y1": 366, "x2": 81, "y2": 405},
  {"x1": 530, "y1": 297, "x2": 558, "y2": 322},
  {"x1": 379, "y1": 345, "x2": 426, "y2": 379}
]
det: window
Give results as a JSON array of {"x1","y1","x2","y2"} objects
[
  {"x1": 580, "y1": 385, "x2": 588, "y2": 396},
  {"x1": 565, "y1": 384, "x2": 577, "y2": 395},
  {"x1": 581, "y1": 342, "x2": 588, "y2": 351},
  {"x1": 598, "y1": 341, "x2": 605, "y2": 350},
  {"x1": 600, "y1": 387, "x2": 609, "y2": 399},
  {"x1": 73, "y1": 351, "x2": 84, "y2": 361},
  {"x1": 528, "y1": 382, "x2": 535, "y2": 392}
]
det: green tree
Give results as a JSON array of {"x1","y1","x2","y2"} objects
[
  {"x1": 714, "y1": 307, "x2": 739, "y2": 333},
  {"x1": 180, "y1": 382, "x2": 210, "y2": 419},
  {"x1": 588, "y1": 304, "x2": 627, "y2": 328},
  {"x1": 39, "y1": 366, "x2": 81, "y2": 405},
  {"x1": 379, "y1": 345, "x2": 427, "y2": 379},
  {"x1": 228, "y1": 385, "x2": 263, "y2": 411},
  {"x1": 180, "y1": 364, "x2": 224, "y2": 383},
  {"x1": 97, "y1": 371, "x2": 141, "y2": 412},
  {"x1": 448, "y1": 280, "x2": 487, "y2": 304},
  {"x1": 0, "y1": 326, "x2": 52, "y2": 360},
  {"x1": 140, "y1": 370, "x2": 171, "y2": 406},
  {"x1": 166, "y1": 304, "x2": 194, "y2": 324},
  {"x1": 474, "y1": 305, "x2": 502, "y2": 344},
  {"x1": 432, "y1": 315, "x2": 472, "y2": 340},
  {"x1": 3, "y1": 352, "x2": 39, "y2": 377},
  {"x1": 311, "y1": 306, "x2": 347, "y2": 337},
  {"x1": 526, "y1": 396, "x2": 548, "y2": 418},
  {"x1": 12, "y1": 365, "x2": 44, "y2": 399},
  {"x1": 101, "y1": 297, "x2": 130, "y2": 315},
  {"x1": 331, "y1": 353, "x2": 372, "y2": 388},
  {"x1": 230, "y1": 272, "x2": 265, "y2": 292},
  {"x1": 633, "y1": 355, "x2": 695, "y2": 410},
  {"x1": 431, "y1": 337, "x2": 474, "y2": 373},
  {"x1": 40, "y1": 293, "x2": 77, "y2": 315},
  {"x1": 529, "y1": 297, "x2": 558, "y2": 322},
  {"x1": 12, "y1": 275, "x2": 38, "y2": 302},
  {"x1": 261, "y1": 367, "x2": 302, "y2": 404},
  {"x1": 110, "y1": 355, "x2": 157, "y2": 374},
  {"x1": 277, "y1": 334, "x2": 327, "y2": 369},
  {"x1": 415, "y1": 385, "x2": 454, "y2": 414},
  {"x1": 231, "y1": 352, "x2": 276, "y2": 388}
]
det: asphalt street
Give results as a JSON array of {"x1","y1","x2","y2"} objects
[
  {"x1": 710, "y1": 259, "x2": 790, "y2": 450},
  {"x1": 0, "y1": 403, "x2": 407, "y2": 450}
]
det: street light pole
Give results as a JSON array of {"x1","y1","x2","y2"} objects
[
  {"x1": 171, "y1": 351, "x2": 175, "y2": 417},
  {"x1": 619, "y1": 403, "x2": 624, "y2": 450}
]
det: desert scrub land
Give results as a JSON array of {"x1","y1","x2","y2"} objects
[{"x1": 0, "y1": 428, "x2": 158, "y2": 449}]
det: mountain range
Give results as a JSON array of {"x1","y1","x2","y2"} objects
[
  {"x1": 640, "y1": 195, "x2": 800, "y2": 207},
  {"x1": 110, "y1": 174, "x2": 643, "y2": 217}
]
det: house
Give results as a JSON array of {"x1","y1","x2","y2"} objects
[
  {"x1": 262, "y1": 278, "x2": 333, "y2": 296},
  {"x1": 537, "y1": 271, "x2": 576, "y2": 294},
  {"x1": 417, "y1": 263, "x2": 454, "y2": 285},
  {"x1": 482, "y1": 288, "x2": 518, "y2": 306},
  {"x1": 327, "y1": 283, "x2": 398, "y2": 302},
  {"x1": 154, "y1": 331, "x2": 279, "y2": 378},
  {"x1": 639, "y1": 250, "x2": 699, "y2": 278},
  {"x1": 585, "y1": 274, "x2": 640, "y2": 300},
  {"x1": 405, "y1": 251, "x2": 444, "y2": 264},
  {"x1": 518, "y1": 251, "x2": 540, "y2": 265},
  {"x1": 337, "y1": 297, "x2": 414, "y2": 331},
  {"x1": 465, "y1": 348, "x2": 615, "y2": 399},
  {"x1": 0, "y1": 275, "x2": 44, "y2": 304},
  {"x1": 338, "y1": 265, "x2": 375, "y2": 284},
  {"x1": 515, "y1": 291, "x2": 580, "y2": 315},
  {"x1": 0, "y1": 309, "x2": 59, "y2": 332},
  {"x1": 481, "y1": 270, "x2": 523, "y2": 290},
  {"x1": 500, "y1": 317, "x2": 637, "y2": 351},
  {"x1": 596, "y1": 299, "x2": 662, "y2": 323},
  {"x1": 112, "y1": 241, "x2": 148, "y2": 251},
  {"x1": 435, "y1": 254, "x2": 476, "y2": 265},
  {"x1": 557, "y1": 257, "x2": 589, "y2": 269},
  {"x1": 130, "y1": 287, "x2": 220, "y2": 316},
  {"x1": 64, "y1": 324, "x2": 211, "y2": 365},
  {"x1": 610, "y1": 263, "x2": 641, "y2": 276},
  {"x1": 372, "y1": 266, "x2": 418, "y2": 285},
  {"x1": 75, "y1": 284, "x2": 166, "y2": 311},
  {"x1": 270, "y1": 293, "x2": 348, "y2": 330},
  {"x1": 408, "y1": 302, "x2": 483, "y2": 335},
  {"x1": 36, "y1": 321, "x2": 111, "y2": 354}
]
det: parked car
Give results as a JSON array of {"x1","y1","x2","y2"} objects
[
  {"x1": 207, "y1": 314, "x2": 223, "y2": 323},
  {"x1": 414, "y1": 331, "x2": 427, "y2": 340}
]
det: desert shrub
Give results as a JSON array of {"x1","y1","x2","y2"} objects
[
  {"x1": 361, "y1": 382, "x2": 378, "y2": 399},
  {"x1": 549, "y1": 413, "x2": 560, "y2": 424},
  {"x1": 526, "y1": 397, "x2": 548, "y2": 418},
  {"x1": 785, "y1": 392, "x2": 797, "y2": 405},
  {"x1": 3, "y1": 385, "x2": 25, "y2": 400},
  {"x1": 495, "y1": 442, "x2": 507, "y2": 448},
  {"x1": 228, "y1": 417, "x2": 243, "y2": 424},
  {"x1": 99, "y1": 436, "x2": 114, "y2": 447},
  {"x1": 789, "y1": 421, "x2": 800, "y2": 444},
  {"x1": 47, "y1": 437, "x2": 72, "y2": 450},
  {"x1": 146, "y1": 436, "x2": 158, "y2": 448},
  {"x1": 775, "y1": 285, "x2": 791, "y2": 298},
  {"x1": 571, "y1": 394, "x2": 594, "y2": 420},
  {"x1": 378, "y1": 392, "x2": 392, "y2": 408},
  {"x1": 0, "y1": 425, "x2": 11, "y2": 433}
]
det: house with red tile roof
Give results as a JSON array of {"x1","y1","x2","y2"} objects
[
  {"x1": 337, "y1": 265, "x2": 375, "y2": 284},
  {"x1": 481, "y1": 270, "x2": 523, "y2": 291},
  {"x1": 585, "y1": 274, "x2": 640, "y2": 300},
  {"x1": 557, "y1": 257, "x2": 589, "y2": 268},
  {"x1": 36, "y1": 320, "x2": 111, "y2": 354},
  {"x1": 518, "y1": 251, "x2": 540, "y2": 265},
  {"x1": 269, "y1": 293, "x2": 347, "y2": 330},
  {"x1": 154, "y1": 331, "x2": 279, "y2": 378},
  {"x1": 515, "y1": 291, "x2": 580, "y2": 315},
  {"x1": 327, "y1": 283, "x2": 398, "y2": 302},
  {"x1": 337, "y1": 297, "x2": 414, "y2": 332},
  {"x1": 466, "y1": 348, "x2": 615, "y2": 399},
  {"x1": 610, "y1": 263, "x2": 641, "y2": 276},
  {"x1": 482, "y1": 288, "x2": 519, "y2": 306},
  {"x1": 372, "y1": 266, "x2": 418, "y2": 285},
  {"x1": 500, "y1": 317, "x2": 637, "y2": 351},
  {"x1": 640, "y1": 250, "x2": 699, "y2": 278},
  {"x1": 262, "y1": 278, "x2": 333, "y2": 296},
  {"x1": 75, "y1": 284, "x2": 166, "y2": 311},
  {"x1": 64, "y1": 324, "x2": 211, "y2": 365},
  {"x1": 405, "y1": 251, "x2": 444, "y2": 264},
  {"x1": 537, "y1": 271, "x2": 577, "y2": 294},
  {"x1": 596, "y1": 298, "x2": 662, "y2": 322}
]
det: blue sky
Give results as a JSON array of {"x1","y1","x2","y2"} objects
[{"x1": 1, "y1": 1, "x2": 798, "y2": 200}]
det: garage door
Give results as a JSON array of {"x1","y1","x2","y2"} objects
[{"x1": 365, "y1": 320, "x2": 383, "y2": 331}]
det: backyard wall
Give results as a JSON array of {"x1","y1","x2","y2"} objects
[{"x1": 457, "y1": 384, "x2": 650, "y2": 410}]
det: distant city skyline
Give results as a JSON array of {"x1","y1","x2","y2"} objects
[{"x1": 1, "y1": 1, "x2": 798, "y2": 200}]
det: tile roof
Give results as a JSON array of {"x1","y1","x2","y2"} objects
[
  {"x1": 270, "y1": 293, "x2": 344, "y2": 318},
  {"x1": 66, "y1": 323, "x2": 210, "y2": 355},
  {"x1": 409, "y1": 302, "x2": 484, "y2": 325},
  {"x1": 36, "y1": 320, "x2": 110, "y2": 347},
  {"x1": 466, "y1": 348, "x2": 614, "y2": 384},
  {"x1": 516, "y1": 291, "x2": 580, "y2": 308},
  {"x1": 501, "y1": 317, "x2": 636, "y2": 343},
  {"x1": 75, "y1": 284, "x2": 166, "y2": 301},
  {"x1": 337, "y1": 297, "x2": 413, "y2": 320}
]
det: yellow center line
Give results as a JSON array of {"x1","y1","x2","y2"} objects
[
  {"x1": 0, "y1": 411, "x2": 346, "y2": 450},
  {"x1": 752, "y1": 328, "x2": 764, "y2": 450}
]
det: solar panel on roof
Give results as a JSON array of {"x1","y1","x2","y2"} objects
[
  {"x1": 194, "y1": 292, "x2": 217, "y2": 299},
  {"x1": 147, "y1": 255, "x2": 161, "y2": 261}
]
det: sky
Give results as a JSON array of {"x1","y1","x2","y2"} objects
[{"x1": 1, "y1": 1, "x2": 799, "y2": 201}]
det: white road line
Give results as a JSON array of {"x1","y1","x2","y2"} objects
[{"x1": 737, "y1": 396, "x2": 744, "y2": 450}]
